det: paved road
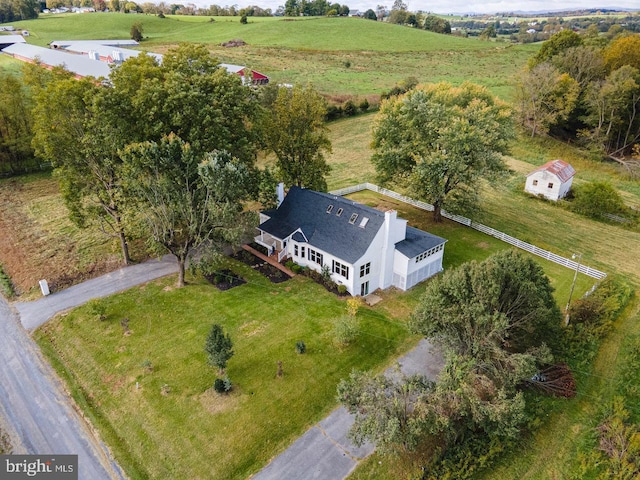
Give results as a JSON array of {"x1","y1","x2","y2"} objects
[
  {"x1": 0, "y1": 297, "x2": 126, "y2": 479},
  {"x1": 16, "y1": 255, "x2": 178, "y2": 330},
  {"x1": 252, "y1": 339, "x2": 444, "y2": 480},
  {"x1": 0, "y1": 255, "x2": 178, "y2": 479}
]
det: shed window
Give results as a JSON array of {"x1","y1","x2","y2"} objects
[
  {"x1": 349, "y1": 213, "x2": 358, "y2": 224},
  {"x1": 532, "y1": 179, "x2": 538, "y2": 186},
  {"x1": 336, "y1": 208, "x2": 343, "y2": 217},
  {"x1": 326, "y1": 205, "x2": 333, "y2": 213},
  {"x1": 548, "y1": 182, "x2": 554, "y2": 189}
]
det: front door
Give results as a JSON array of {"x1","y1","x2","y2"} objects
[{"x1": 360, "y1": 281, "x2": 369, "y2": 296}]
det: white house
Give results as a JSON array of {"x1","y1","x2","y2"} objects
[
  {"x1": 524, "y1": 159, "x2": 576, "y2": 201},
  {"x1": 254, "y1": 186, "x2": 446, "y2": 296}
]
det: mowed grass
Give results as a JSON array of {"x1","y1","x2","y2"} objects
[
  {"x1": 36, "y1": 261, "x2": 415, "y2": 479},
  {"x1": 6, "y1": 13, "x2": 537, "y2": 97},
  {"x1": 0, "y1": 173, "x2": 128, "y2": 297}
]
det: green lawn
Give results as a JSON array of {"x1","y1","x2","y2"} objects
[{"x1": 36, "y1": 264, "x2": 415, "y2": 479}]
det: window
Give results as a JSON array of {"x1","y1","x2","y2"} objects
[
  {"x1": 294, "y1": 244, "x2": 299, "y2": 257},
  {"x1": 360, "y1": 262, "x2": 370, "y2": 277},
  {"x1": 349, "y1": 213, "x2": 358, "y2": 224},
  {"x1": 336, "y1": 208, "x2": 343, "y2": 217},
  {"x1": 333, "y1": 260, "x2": 349, "y2": 279},
  {"x1": 326, "y1": 205, "x2": 333, "y2": 213},
  {"x1": 548, "y1": 182, "x2": 554, "y2": 189},
  {"x1": 308, "y1": 248, "x2": 323, "y2": 265},
  {"x1": 359, "y1": 217, "x2": 369, "y2": 228},
  {"x1": 301, "y1": 246, "x2": 305, "y2": 258},
  {"x1": 532, "y1": 179, "x2": 538, "y2": 186}
]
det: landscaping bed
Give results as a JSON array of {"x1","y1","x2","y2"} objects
[{"x1": 203, "y1": 269, "x2": 246, "y2": 291}]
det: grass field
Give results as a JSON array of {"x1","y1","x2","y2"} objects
[{"x1": 4, "y1": 13, "x2": 538, "y2": 98}]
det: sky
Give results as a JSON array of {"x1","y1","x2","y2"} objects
[{"x1": 222, "y1": 0, "x2": 640, "y2": 15}]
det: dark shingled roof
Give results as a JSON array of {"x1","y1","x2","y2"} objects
[
  {"x1": 259, "y1": 187, "x2": 386, "y2": 264},
  {"x1": 395, "y1": 226, "x2": 446, "y2": 259},
  {"x1": 259, "y1": 187, "x2": 446, "y2": 264}
]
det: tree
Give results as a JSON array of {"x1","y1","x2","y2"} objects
[
  {"x1": 372, "y1": 82, "x2": 513, "y2": 221},
  {"x1": 583, "y1": 65, "x2": 640, "y2": 161},
  {"x1": 337, "y1": 370, "x2": 433, "y2": 454},
  {"x1": 409, "y1": 250, "x2": 561, "y2": 441},
  {"x1": 31, "y1": 75, "x2": 134, "y2": 265},
  {"x1": 423, "y1": 15, "x2": 450, "y2": 34},
  {"x1": 0, "y1": 72, "x2": 35, "y2": 175},
  {"x1": 363, "y1": 8, "x2": 376, "y2": 20},
  {"x1": 262, "y1": 84, "x2": 332, "y2": 191},
  {"x1": 603, "y1": 35, "x2": 640, "y2": 73},
  {"x1": 205, "y1": 324, "x2": 234, "y2": 374},
  {"x1": 410, "y1": 250, "x2": 563, "y2": 357},
  {"x1": 515, "y1": 62, "x2": 580, "y2": 137},
  {"x1": 552, "y1": 45, "x2": 606, "y2": 88},
  {"x1": 571, "y1": 182, "x2": 628, "y2": 219},
  {"x1": 110, "y1": 44, "x2": 260, "y2": 163},
  {"x1": 121, "y1": 135, "x2": 255, "y2": 287},
  {"x1": 530, "y1": 29, "x2": 583, "y2": 67},
  {"x1": 130, "y1": 21, "x2": 143, "y2": 42}
]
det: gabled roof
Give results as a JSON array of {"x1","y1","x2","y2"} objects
[
  {"x1": 60, "y1": 42, "x2": 163, "y2": 64},
  {"x1": 528, "y1": 159, "x2": 576, "y2": 183},
  {"x1": 1, "y1": 43, "x2": 111, "y2": 78},
  {"x1": 258, "y1": 187, "x2": 386, "y2": 264},
  {"x1": 395, "y1": 226, "x2": 445, "y2": 259},
  {"x1": 50, "y1": 39, "x2": 140, "y2": 48}
]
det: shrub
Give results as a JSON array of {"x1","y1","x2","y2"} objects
[
  {"x1": 157, "y1": 11, "x2": 165, "y2": 17},
  {"x1": 213, "y1": 378, "x2": 226, "y2": 393},
  {"x1": 0, "y1": 264, "x2": 14, "y2": 297},
  {"x1": 570, "y1": 182, "x2": 627, "y2": 220},
  {"x1": 320, "y1": 264, "x2": 331, "y2": 283},
  {"x1": 291, "y1": 264, "x2": 303, "y2": 274},
  {"x1": 285, "y1": 260, "x2": 295, "y2": 269},
  {"x1": 141, "y1": 359, "x2": 153, "y2": 373},
  {"x1": 86, "y1": 298, "x2": 107, "y2": 321},
  {"x1": 240, "y1": 14, "x2": 247, "y2": 24},
  {"x1": 130, "y1": 22, "x2": 143, "y2": 42},
  {"x1": 326, "y1": 105, "x2": 343, "y2": 121},
  {"x1": 359, "y1": 98, "x2": 370, "y2": 112},
  {"x1": 343, "y1": 100, "x2": 357, "y2": 116},
  {"x1": 346, "y1": 296, "x2": 364, "y2": 316},
  {"x1": 337, "y1": 284, "x2": 347, "y2": 294},
  {"x1": 334, "y1": 315, "x2": 359, "y2": 346},
  {"x1": 295, "y1": 340, "x2": 306, "y2": 354}
]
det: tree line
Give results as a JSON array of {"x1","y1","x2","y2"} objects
[
  {"x1": 0, "y1": 0, "x2": 38, "y2": 23},
  {"x1": 515, "y1": 29, "x2": 640, "y2": 173},
  {"x1": 11, "y1": 44, "x2": 332, "y2": 286}
]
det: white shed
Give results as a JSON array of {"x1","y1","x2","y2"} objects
[{"x1": 524, "y1": 159, "x2": 576, "y2": 201}]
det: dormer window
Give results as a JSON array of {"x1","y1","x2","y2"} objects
[
  {"x1": 349, "y1": 213, "x2": 358, "y2": 224},
  {"x1": 326, "y1": 205, "x2": 333, "y2": 213},
  {"x1": 359, "y1": 217, "x2": 369, "y2": 228},
  {"x1": 336, "y1": 208, "x2": 343, "y2": 216}
]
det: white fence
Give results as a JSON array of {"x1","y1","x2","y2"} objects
[{"x1": 330, "y1": 183, "x2": 607, "y2": 280}]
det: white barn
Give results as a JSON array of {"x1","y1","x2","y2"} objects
[
  {"x1": 255, "y1": 186, "x2": 446, "y2": 296},
  {"x1": 524, "y1": 159, "x2": 576, "y2": 201}
]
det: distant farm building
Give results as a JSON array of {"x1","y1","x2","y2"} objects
[
  {"x1": 0, "y1": 34, "x2": 26, "y2": 50},
  {"x1": 524, "y1": 159, "x2": 576, "y2": 201},
  {"x1": 1, "y1": 40, "x2": 269, "y2": 85}
]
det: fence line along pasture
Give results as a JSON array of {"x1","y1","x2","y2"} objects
[{"x1": 330, "y1": 183, "x2": 607, "y2": 280}]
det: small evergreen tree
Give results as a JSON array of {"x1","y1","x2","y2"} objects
[
  {"x1": 130, "y1": 22, "x2": 143, "y2": 42},
  {"x1": 205, "y1": 324, "x2": 234, "y2": 374}
]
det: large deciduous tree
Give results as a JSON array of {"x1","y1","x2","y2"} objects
[
  {"x1": 515, "y1": 62, "x2": 581, "y2": 137},
  {"x1": 32, "y1": 75, "x2": 134, "y2": 264},
  {"x1": 338, "y1": 250, "x2": 562, "y2": 455},
  {"x1": 262, "y1": 84, "x2": 332, "y2": 191},
  {"x1": 121, "y1": 135, "x2": 254, "y2": 287},
  {"x1": 371, "y1": 82, "x2": 513, "y2": 221},
  {"x1": 0, "y1": 72, "x2": 35, "y2": 175}
]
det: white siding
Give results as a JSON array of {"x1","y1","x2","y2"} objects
[{"x1": 524, "y1": 171, "x2": 571, "y2": 201}]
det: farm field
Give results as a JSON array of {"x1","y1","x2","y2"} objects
[
  {"x1": 4, "y1": 13, "x2": 537, "y2": 98},
  {"x1": 2, "y1": 11, "x2": 639, "y2": 480}
]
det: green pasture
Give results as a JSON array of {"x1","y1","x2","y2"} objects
[{"x1": 5, "y1": 13, "x2": 537, "y2": 97}]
